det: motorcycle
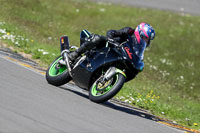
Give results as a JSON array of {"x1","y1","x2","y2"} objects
[{"x1": 46, "y1": 33, "x2": 141, "y2": 103}]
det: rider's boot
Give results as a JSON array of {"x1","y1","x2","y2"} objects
[
  {"x1": 68, "y1": 41, "x2": 94, "y2": 61},
  {"x1": 68, "y1": 34, "x2": 106, "y2": 62}
]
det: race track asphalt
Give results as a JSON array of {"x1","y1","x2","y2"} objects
[{"x1": 0, "y1": 51, "x2": 184, "y2": 133}]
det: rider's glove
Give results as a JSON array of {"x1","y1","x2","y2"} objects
[{"x1": 106, "y1": 30, "x2": 117, "y2": 38}]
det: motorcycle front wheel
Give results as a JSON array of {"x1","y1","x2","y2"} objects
[
  {"x1": 46, "y1": 56, "x2": 72, "y2": 86},
  {"x1": 89, "y1": 73, "x2": 125, "y2": 103}
]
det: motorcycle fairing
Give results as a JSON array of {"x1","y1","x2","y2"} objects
[{"x1": 71, "y1": 47, "x2": 125, "y2": 89}]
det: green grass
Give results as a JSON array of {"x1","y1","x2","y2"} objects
[{"x1": 0, "y1": 0, "x2": 200, "y2": 130}]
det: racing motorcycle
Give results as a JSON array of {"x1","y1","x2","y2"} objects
[{"x1": 46, "y1": 33, "x2": 140, "y2": 103}]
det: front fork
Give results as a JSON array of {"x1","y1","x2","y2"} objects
[{"x1": 103, "y1": 67, "x2": 126, "y2": 81}]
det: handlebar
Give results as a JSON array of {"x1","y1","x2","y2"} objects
[
  {"x1": 107, "y1": 38, "x2": 120, "y2": 47},
  {"x1": 107, "y1": 37, "x2": 127, "y2": 48},
  {"x1": 95, "y1": 34, "x2": 126, "y2": 48}
]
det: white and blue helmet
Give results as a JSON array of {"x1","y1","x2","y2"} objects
[{"x1": 136, "y1": 22, "x2": 155, "y2": 47}]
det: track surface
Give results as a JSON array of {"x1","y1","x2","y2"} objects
[
  {"x1": 0, "y1": 51, "x2": 184, "y2": 133},
  {"x1": 92, "y1": 0, "x2": 200, "y2": 15}
]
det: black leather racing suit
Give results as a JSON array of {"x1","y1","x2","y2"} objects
[{"x1": 106, "y1": 27, "x2": 146, "y2": 71}]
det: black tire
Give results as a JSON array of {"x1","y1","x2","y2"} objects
[
  {"x1": 46, "y1": 56, "x2": 72, "y2": 86},
  {"x1": 89, "y1": 73, "x2": 125, "y2": 103}
]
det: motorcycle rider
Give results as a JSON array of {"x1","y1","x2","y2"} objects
[{"x1": 68, "y1": 22, "x2": 155, "y2": 71}]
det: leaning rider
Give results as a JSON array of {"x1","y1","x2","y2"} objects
[{"x1": 68, "y1": 22, "x2": 155, "y2": 71}]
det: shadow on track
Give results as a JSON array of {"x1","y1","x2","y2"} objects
[
  {"x1": 59, "y1": 85, "x2": 158, "y2": 122},
  {"x1": 57, "y1": 85, "x2": 192, "y2": 132}
]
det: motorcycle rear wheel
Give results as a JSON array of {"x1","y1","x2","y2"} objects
[
  {"x1": 46, "y1": 56, "x2": 72, "y2": 86},
  {"x1": 89, "y1": 73, "x2": 125, "y2": 103}
]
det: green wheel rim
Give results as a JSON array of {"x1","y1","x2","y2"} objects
[
  {"x1": 91, "y1": 75, "x2": 119, "y2": 96},
  {"x1": 49, "y1": 57, "x2": 67, "y2": 77}
]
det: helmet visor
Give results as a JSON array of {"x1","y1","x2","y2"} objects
[{"x1": 147, "y1": 39, "x2": 153, "y2": 47}]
